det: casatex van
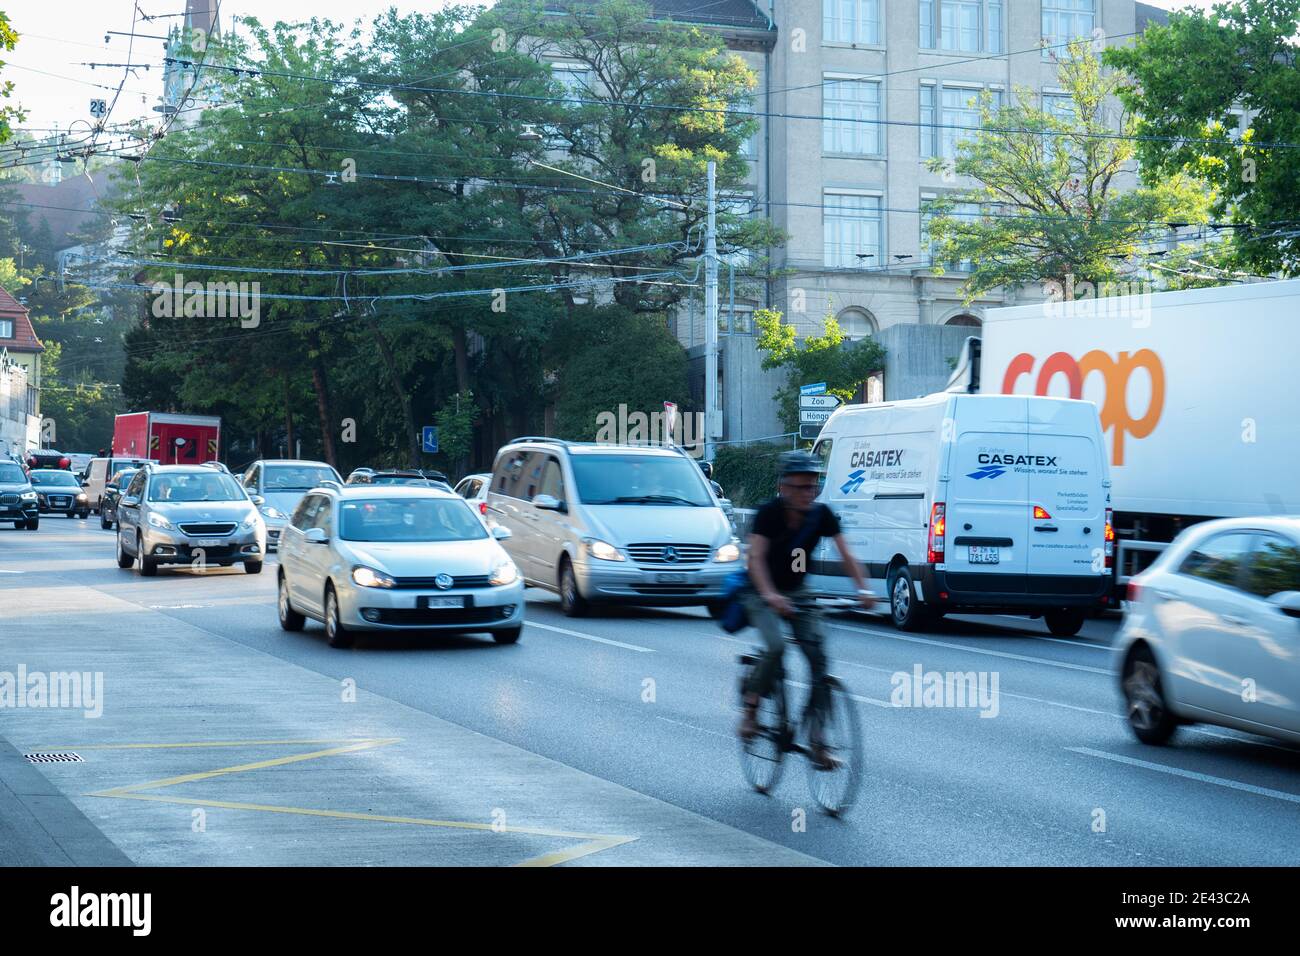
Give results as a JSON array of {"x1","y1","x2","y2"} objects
[{"x1": 805, "y1": 393, "x2": 1112, "y2": 636}]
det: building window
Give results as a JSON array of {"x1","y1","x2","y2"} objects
[
  {"x1": 823, "y1": 78, "x2": 882, "y2": 156},
  {"x1": 719, "y1": 193, "x2": 756, "y2": 266},
  {"x1": 824, "y1": 0, "x2": 880, "y2": 45},
  {"x1": 921, "y1": 83, "x2": 1003, "y2": 160},
  {"x1": 835, "y1": 307, "x2": 877, "y2": 339},
  {"x1": 921, "y1": 0, "x2": 1003, "y2": 53},
  {"x1": 921, "y1": 197, "x2": 980, "y2": 272},
  {"x1": 1042, "y1": 92, "x2": 1074, "y2": 160},
  {"x1": 0, "y1": 319, "x2": 12, "y2": 339},
  {"x1": 824, "y1": 192, "x2": 882, "y2": 269},
  {"x1": 550, "y1": 63, "x2": 593, "y2": 99},
  {"x1": 1042, "y1": 0, "x2": 1094, "y2": 57}
]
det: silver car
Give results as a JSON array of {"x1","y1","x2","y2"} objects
[
  {"x1": 276, "y1": 484, "x2": 525, "y2": 648},
  {"x1": 239, "y1": 459, "x2": 342, "y2": 552},
  {"x1": 114, "y1": 465, "x2": 267, "y2": 576},
  {"x1": 1116, "y1": 516, "x2": 1300, "y2": 746},
  {"x1": 485, "y1": 439, "x2": 740, "y2": 617}
]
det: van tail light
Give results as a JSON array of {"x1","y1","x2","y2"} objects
[
  {"x1": 1033, "y1": 505, "x2": 1051, "y2": 519},
  {"x1": 479, "y1": 501, "x2": 488, "y2": 516},
  {"x1": 1104, "y1": 507, "x2": 1114, "y2": 569},
  {"x1": 927, "y1": 502, "x2": 946, "y2": 564}
]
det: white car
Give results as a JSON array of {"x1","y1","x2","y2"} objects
[
  {"x1": 276, "y1": 483, "x2": 525, "y2": 648},
  {"x1": 1116, "y1": 517, "x2": 1300, "y2": 745},
  {"x1": 453, "y1": 472, "x2": 492, "y2": 520}
]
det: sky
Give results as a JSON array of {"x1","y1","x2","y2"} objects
[{"x1": 5, "y1": 0, "x2": 1227, "y2": 134}]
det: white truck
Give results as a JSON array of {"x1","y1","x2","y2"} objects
[{"x1": 961, "y1": 277, "x2": 1300, "y2": 600}]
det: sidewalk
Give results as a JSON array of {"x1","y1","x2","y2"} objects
[{"x1": 1, "y1": 575, "x2": 823, "y2": 867}]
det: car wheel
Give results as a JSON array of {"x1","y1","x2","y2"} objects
[
  {"x1": 324, "y1": 585, "x2": 354, "y2": 648},
  {"x1": 1122, "y1": 647, "x2": 1179, "y2": 745},
  {"x1": 559, "y1": 557, "x2": 589, "y2": 618},
  {"x1": 706, "y1": 600, "x2": 726, "y2": 620},
  {"x1": 888, "y1": 566, "x2": 929, "y2": 632},
  {"x1": 278, "y1": 573, "x2": 305, "y2": 632},
  {"x1": 244, "y1": 560, "x2": 263, "y2": 575},
  {"x1": 24, "y1": 518, "x2": 38, "y2": 530},
  {"x1": 1045, "y1": 609, "x2": 1085, "y2": 637},
  {"x1": 492, "y1": 625, "x2": 522, "y2": 645},
  {"x1": 100, "y1": 513, "x2": 112, "y2": 530},
  {"x1": 115, "y1": 532, "x2": 133, "y2": 569},
  {"x1": 137, "y1": 536, "x2": 158, "y2": 577}
]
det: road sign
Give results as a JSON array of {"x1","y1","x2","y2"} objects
[
  {"x1": 89, "y1": 99, "x2": 107, "y2": 119},
  {"x1": 799, "y1": 382, "x2": 827, "y2": 396},
  {"x1": 798, "y1": 424, "x2": 823, "y2": 440},
  {"x1": 799, "y1": 409, "x2": 832, "y2": 425},
  {"x1": 798, "y1": 394, "x2": 841, "y2": 410},
  {"x1": 421, "y1": 426, "x2": 439, "y2": 454}
]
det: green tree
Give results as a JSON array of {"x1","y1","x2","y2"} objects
[
  {"x1": 1104, "y1": 0, "x2": 1300, "y2": 276},
  {"x1": 924, "y1": 42, "x2": 1211, "y2": 299},
  {"x1": 0, "y1": 11, "x2": 24, "y2": 144},
  {"x1": 755, "y1": 309, "x2": 883, "y2": 434}
]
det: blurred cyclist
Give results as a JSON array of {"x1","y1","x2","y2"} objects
[{"x1": 739, "y1": 450, "x2": 875, "y2": 768}]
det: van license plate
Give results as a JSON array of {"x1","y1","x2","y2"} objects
[
  {"x1": 656, "y1": 572, "x2": 688, "y2": 583},
  {"x1": 418, "y1": 596, "x2": 466, "y2": 609},
  {"x1": 968, "y1": 547, "x2": 1000, "y2": 564}
]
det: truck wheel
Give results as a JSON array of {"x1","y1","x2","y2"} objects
[
  {"x1": 1045, "y1": 609, "x2": 1085, "y2": 637},
  {"x1": 559, "y1": 557, "x2": 590, "y2": 618},
  {"x1": 888, "y1": 566, "x2": 930, "y2": 632},
  {"x1": 1122, "y1": 647, "x2": 1178, "y2": 745}
]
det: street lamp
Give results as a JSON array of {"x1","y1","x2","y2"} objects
[{"x1": 516, "y1": 130, "x2": 720, "y2": 460}]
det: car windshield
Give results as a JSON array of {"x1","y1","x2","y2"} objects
[
  {"x1": 30, "y1": 471, "x2": 79, "y2": 487},
  {"x1": 263, "y1": 465, "x2": 338, "y2": 491},
  {"x1": 110, "y1": 470, "x2": 138, "y2": 489},
  {"x1": 147, "y1": 472, "x2": 247, "y2": 503},
  {"x1": 339, "y1": 497, "x2": 487, "y2": 542},
  {"x1": 0, "y1": 463, "x2": 25, "y2": 483},
  {"x1": 569, "y1": 454, "x2": 713, "y2": 506}
]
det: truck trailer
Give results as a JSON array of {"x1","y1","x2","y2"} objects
[{"x1": 112, "y1": 412, "x2": 222, "y2": 466}]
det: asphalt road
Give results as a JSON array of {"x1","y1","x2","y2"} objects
[{"x1": 5, "y1": 518, "x2": 1300, "y2": 866}]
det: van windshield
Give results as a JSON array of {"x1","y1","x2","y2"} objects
[{"x1": 569, "y1": 455, "x2": 713, "y2": 507}]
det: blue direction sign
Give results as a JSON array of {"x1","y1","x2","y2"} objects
[
  {"x1": 421, "y1": 426, "x2": 439, "y2": 454},
  {"x1": 800, "y1": 382, "x2": 827, "y2": 396}
]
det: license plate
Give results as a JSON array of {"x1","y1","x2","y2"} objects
[
  {"x1": 418, "y1": 596, "x2": 466, "y2": 609},
  {"x1": 656, "y1": 572, "x2": 689, "y2": 583},
  {"x1": 192, "y1": 539, "x2": 223, "y2": 548},
  {"x1": 968, "y1": 546, "x2": 1000, "y2": 565}
]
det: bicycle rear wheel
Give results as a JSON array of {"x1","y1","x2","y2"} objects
[
  {"x1": 738, "y1": 661, "x2": 788, "y2": 795},
  {"x1": 803, "y1": 676, "x2": 863, "y2": 816}
]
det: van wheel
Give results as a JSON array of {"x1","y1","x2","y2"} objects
[
  {"x1": 888, "y1": 566, "x2": 929, "y2": 632},
  {"x1": 559, "y1": 558, "x2": 589, "y2": 618},
  {"x1": 1045, "y1": 609, "x2": 1084, "y2": 637},
  {"x1": 1122, "y1": 647, "x2": 1178, "y2": 745}
]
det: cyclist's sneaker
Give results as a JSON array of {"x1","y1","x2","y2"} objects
[{"x1": 738, "y1": 698, "x2": 760, "y2": 740}]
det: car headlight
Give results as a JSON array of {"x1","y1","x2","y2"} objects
[
  {"x1": 260, "y1": 505, "x2": 285, "y2": 519},
  {"x1": 489, "y1": 558, "x2": 518, "y2": 586},
  {"x1": 19, "y1": 490, "x2": 36, "y2": 500},
  {"x1": 76, "y1": 493, "x2": 87, "y2": 501},
  {"x1": 147, "y1": 512, "x2": 175, "y2": 531},
  {"x1": 239, "y1": 513, "x2": 260, "y2": 531},
  {"x1": 715, "y1": 542, "x2": 741, "y2": 563},
  {"x1": 584, "y1": 538, "x2": 624, "y2": 561},
  {"x1": 352, "y1": 565, "x2": 395, "y2": 589}
]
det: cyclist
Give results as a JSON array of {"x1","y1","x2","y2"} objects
[{"x1": 739, "y1": 450, "x2": 875, "y2": 769}]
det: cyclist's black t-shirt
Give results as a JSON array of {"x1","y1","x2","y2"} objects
[{"x1": 750, "y1": 498, "x2": 840, "y2": 592}]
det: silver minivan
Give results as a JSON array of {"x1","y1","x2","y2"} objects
[{"x1": 485, "y1": 439, "x2": 740, "y2": 616}]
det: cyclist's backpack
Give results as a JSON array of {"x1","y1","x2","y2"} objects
[{"x1": 716, "y1": 504, "x2": 824, "y2": 634}]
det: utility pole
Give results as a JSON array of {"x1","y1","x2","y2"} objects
[{"x1": 704, "y1": 160, "x2": 719, "y2": 463}]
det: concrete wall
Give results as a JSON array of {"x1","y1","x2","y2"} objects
[
  {"x1": 0, "y1": 360, "x2": 36, "y2": 458},
  {"x1": 875, "y1": 323, "x2": 978, "y2": 401}
]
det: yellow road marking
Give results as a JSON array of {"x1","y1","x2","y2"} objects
[{"x1": 36, "y1": 738, "x2": 375, "y2": 752}]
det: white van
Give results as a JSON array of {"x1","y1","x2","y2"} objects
[
  {"x1": 81, "y1": 456, "x2": 155, "y2": 512},
  {"x1": 805, "y1": 393, "x2": 1112, "y2": 636}
]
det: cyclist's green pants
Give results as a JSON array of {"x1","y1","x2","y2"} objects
[{"x1": 742, "y1": 588, "x2": 831, "y2": 723}]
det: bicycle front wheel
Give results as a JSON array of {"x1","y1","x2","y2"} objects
[
  {"x1": 739, "y1": 671, "x2": 788, "y2": 796},
  {"x1": 803, "y1": 676, "x2": 863, "y2": 816}
]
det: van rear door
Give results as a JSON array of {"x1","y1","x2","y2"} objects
[
  {"x1": 945, "y1": 398, "x2": 1030, "y2": 583},
  {"x1": 1024, "y1": 402, "x2": 1107, "y2": 583}
]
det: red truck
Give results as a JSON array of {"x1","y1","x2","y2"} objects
[{"x1": 112, "y1": 412, "x2": 222, "y2": 466}]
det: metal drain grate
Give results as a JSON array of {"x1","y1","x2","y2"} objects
[{"x1": 24, "y1": 752, "x2": 84, "y2": 764}]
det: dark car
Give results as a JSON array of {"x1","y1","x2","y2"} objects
[
  {"x1": 99, "y1": 467, "x2": 140, "y2": 530},
  {"x1": 0, "y1": 459, "x2": 39, "y2": 529},
  {"x1": 28, "y1": 469, "x2": 90, "y2": 519},
  {"x1": 351, "y1": 469, "x2": 452, "y2": 491}
]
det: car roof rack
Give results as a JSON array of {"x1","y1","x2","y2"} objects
[{"x1": 508, "y1": 436, "x2": 568, "y2": 446}]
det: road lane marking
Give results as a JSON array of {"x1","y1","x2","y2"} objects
[
  {"x1": 655, "y1": 715, "x2": 730, "y2": 739},
  {"x1": 525, "y1": 619, "x2": 654, "y2": 653},
  {"x1": 786, "y1": 678, "x2": 891, "y2": 708},
  {"x1": 41, "y1": 738, "x2": 376, "y2": 751},
  {"x1": 1066, "y1": 746, "x2": 1300, "y2": 804},
  {"x1": 826, "y1": 621, "x2": 1111, "y2": 675},
  {"x1": 0, "y1": 569, "x2": 25, "y2": 574}
]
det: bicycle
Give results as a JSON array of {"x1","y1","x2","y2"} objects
[{"x1": 736, "y1": 642, "x2": 864, "y2": 816}]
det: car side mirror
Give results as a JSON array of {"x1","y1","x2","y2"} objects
[
  {"x1": 304, "y1": 527, "x2": 329, "y2": 545},
  {"x1": 492, "y1": 525, "x2": 513, "y2": 541},
  {"x1": 250, "y1": 495, "x2": 265, "y2": 507},
  {"x1": 1268, "y1": 591, "x2": 1300, "y2": 619},
  {"x1": 533, "y1": 494, "x2": 565, "y2": 512},
  {"x1": 120, "y1": 495, "x2": 139, "y2": 508}
]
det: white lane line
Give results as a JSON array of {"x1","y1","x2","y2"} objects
[
  {"x1": 0, "y1": 569, "x2": 25, "y2": 574},
  {"x1": 654, "y1": 715, "x2": 730, "y2": 739},
  {"x1": 786, "y1": 678, "x2": 891, "y2": 708},
  {"x1": 1067, "y1": 746, "x2": 1300, "y2": 805},
  {"x1": 827, "y1": 621, "x2": 1111, "y2": 675},
  {"x1": 524, "y1": 619, "x2": 654, "y2": 653}
]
